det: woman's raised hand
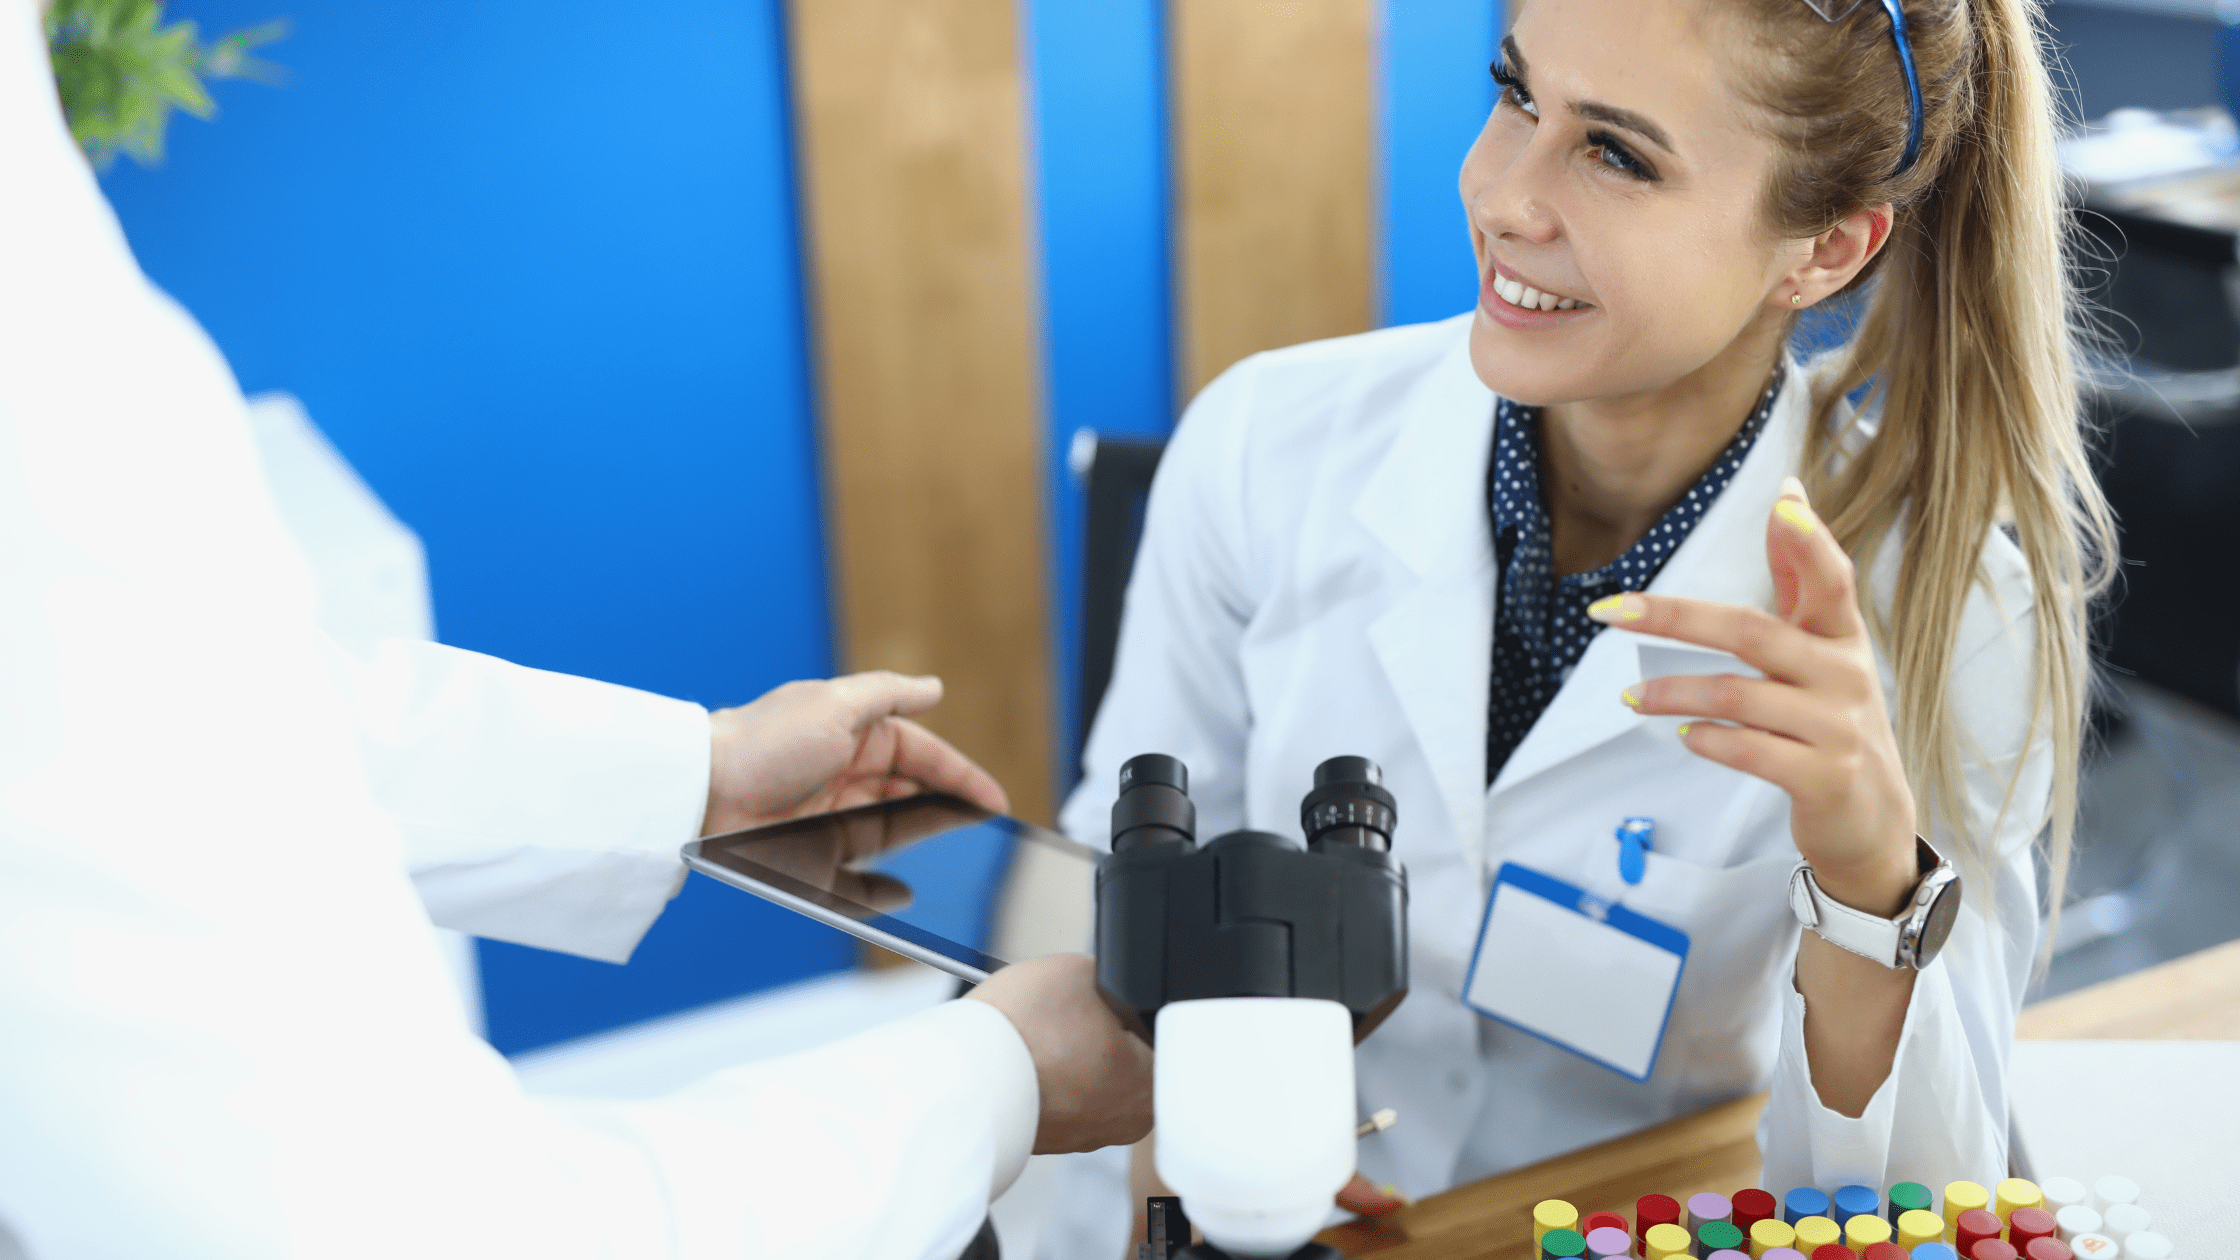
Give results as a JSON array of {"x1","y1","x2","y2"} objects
[{"x1": 1589, "y1": 476, "x2": 1919, "y2": 915}]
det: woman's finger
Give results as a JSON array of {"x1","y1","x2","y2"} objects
[
  {"x1": 1625, "y1": 672, "x2": 1845, "y2": 748},
  {"x1": 1587, "y1": 592, "x2": 1837, "y2": 685},
  {"x1": 1765, "y1": 478, "x2": 1863, "y2": 641},
  {"x1": 1336, "y1": 1172, "x2": 1408, "y2": 1217},
  {"x1": 1677, "y1": 719, "x2": 1840, "y2": 804},
  {"x1": 884, "y1": 717, "x2": 1011, "y2": 814}
]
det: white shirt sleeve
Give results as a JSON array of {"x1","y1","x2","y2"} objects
[
  {"x1": 334, "y1": 636, "x2": 712, "y2": 963},
  {"x1": 1758, "y1": 586, "x2": 2048, "y2": 1193}
]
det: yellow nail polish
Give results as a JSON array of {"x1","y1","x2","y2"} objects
[
  {"x1": 1773, "y1": 498, "x2": 1816, "y2": 536},
  {"x1": 1587, "y1": 593, "x2": 1645, "y2": 623},
  {"x1": 1619, "y1": 686, "x2": 1641, "y2": 709},
  {"x1": 1677, "y1": 722, "x2": 1694, "y2": 737},
  {"x1": 1380, "y1": 1184, "x2": 1411, "y2": 1205}
]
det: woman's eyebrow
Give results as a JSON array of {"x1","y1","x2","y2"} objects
[{"x1": 1501, "y1": 34, "x2": 1676, "y2": 156}]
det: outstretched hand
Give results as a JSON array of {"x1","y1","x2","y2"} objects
[
  {"x1": 700, "y1": 671, "x2": 1009, "y2": 838},
  {"x1": 1592, "y1": 476, "x2": 1919, "y2": 915}
]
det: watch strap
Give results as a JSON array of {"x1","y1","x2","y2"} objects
[{"x1": 1787, "y1": 838, "x2": 1946, "y2": 970}]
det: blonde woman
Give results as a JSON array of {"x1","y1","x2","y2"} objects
[{"x1": 1044, "y1": 0, "x2": 2114, "y2": 1249}]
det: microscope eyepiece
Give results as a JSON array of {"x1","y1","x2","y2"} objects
[
  {"x1": 1300, "y1": 755, "x2": 1397, "y2": 853},
  {"x1": 1113, "y1": 753, "x2": 1197, "y2": 852}
]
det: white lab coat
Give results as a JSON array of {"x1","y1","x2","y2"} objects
[
  {"x1": 1047, "y1": 314, "x2": 2046, "y2": 1249},
  {"x1": 0, "y1": 5, "x2": 1035, "y2": 1255}
]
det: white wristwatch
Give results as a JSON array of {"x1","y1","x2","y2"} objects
[{"x1": 1787, "y1": 836, "x2": 1962, "y2": 970}]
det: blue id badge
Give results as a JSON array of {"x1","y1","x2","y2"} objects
[{"x1": 1461, "y1": 859, "x2": 1689, "y2": 1081}]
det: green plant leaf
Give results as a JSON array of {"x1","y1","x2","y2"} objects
[{"x1": 45, "y1": 0, "x2": 288, "y2": 169}]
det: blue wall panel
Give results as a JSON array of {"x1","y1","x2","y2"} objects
[
  {"x1": 1381, "y1": 0, "x2": 1502, "y2": 328},
  {"x1": 1022, "y1": 0, "x2": 1174, "y2": 787},
  {"x1": 100, "y1": 0, "x2": 853, "y2": 1054}
]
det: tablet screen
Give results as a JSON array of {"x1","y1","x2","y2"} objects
[{"x1": 686, "y1": 795, "x2": 1099, "y2": 979}]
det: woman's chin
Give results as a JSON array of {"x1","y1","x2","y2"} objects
[{"x1": 1467, "y1": 310, "x2": 1603, "y2": 406}]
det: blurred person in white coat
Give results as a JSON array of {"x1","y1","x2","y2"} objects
[
  {"x1": 0, "y1": 4, "x2": 1150, "y2": 1257},
  {"x1": 1043, "y1": 0, "x2": 2116, "y2": 1252}
]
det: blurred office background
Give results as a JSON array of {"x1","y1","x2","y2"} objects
[{"x1": 90, "y1": 0, "x2": 2237, "y2": 1131}]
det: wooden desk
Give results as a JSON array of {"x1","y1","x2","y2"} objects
[{"x1": 1319, "y1": 938, "x2": 2240, "y2": 1259}]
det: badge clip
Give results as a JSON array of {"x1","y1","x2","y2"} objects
[{"x1": 1616, "y1": 817, "x2": 1654, "y2": 886}]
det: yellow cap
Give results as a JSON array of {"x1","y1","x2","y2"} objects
[
  {"x1": 1898, "y1": 1209, "x2": 1945, "y2": 1251},
  {"x1": 1945, "y1": 1183, "x2": 1990, "y2": 1242},
  {"x1": 1536, "y1": 1200, "x2": 1580, "y2": 1248},
  {"x1": 1995, "y1": 1179, "x2": 2043, "y2": 1223},
  {"x1": 1848, "y1": 1215, "x2": 1892, "y2": 1252},
  {"x1": 1750, "y1": 1218, "x2": 1798, "y2": 1258},
  {"x1": 1647, "y1": 1222, "x2": 1693, "y2": 1260},
  {"x1": 1795, "y1": 1216, "x2": 1842, "y2": 1253}
]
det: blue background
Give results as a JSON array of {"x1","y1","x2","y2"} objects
[{"x1": 101, "y1": 0, "x2": 1504, "y2": 1053}]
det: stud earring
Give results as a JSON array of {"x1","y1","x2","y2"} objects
[{"x1": 1790, "y1": 293, "x2": 1804, "y2": 307}]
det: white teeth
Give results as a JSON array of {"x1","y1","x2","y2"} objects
[
  {"x1": 1557, "y1": 298, "x2": 1577, "y2": 310},
  {"x1": 1495, "y1": 276, "x2": 1523, "y2": 306},
  {"x1": 1493, "y1": 271, "x2": 1590, "y2": 312},
  {"x1": 1518, "y1": 286, "x2": 1542, "y2": 309},
  {"x1": 1537, "y1": 291, "x2": 1559, "y2": 312}
]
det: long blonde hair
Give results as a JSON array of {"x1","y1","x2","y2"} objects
[{"x1": 1731, "y1": 0, "x2": 2117, "y2": 934}]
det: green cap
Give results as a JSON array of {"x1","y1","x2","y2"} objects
[
  {"x1": 1698, "y1": 1222, "x2": 1746, "y2": 1254},
  {"x1": 1888, "y1": 1182, "x2": 1934, "y2": 1223},
  {"x1": 1544, "y1": 1229, "x2": 1589, "y2": 1260}
]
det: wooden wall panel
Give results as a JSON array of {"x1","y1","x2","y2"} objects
[
  {"x1": 788, "y1": 0, "x2": 1056, "y2": 824},
  {"x1": 1174, "y1": 0, "x2": 1378, "y2": 396}
]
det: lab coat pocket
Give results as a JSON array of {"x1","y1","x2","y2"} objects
[{"x1": 1625, "y1": 842, "x2": 1800, "y2": 1096}]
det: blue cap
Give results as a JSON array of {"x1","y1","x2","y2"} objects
[
  {"x1": 1833, "y1": 1185, "x2": 1881, "y2": 1225},
  {"x1": 1784, "y1": 1187, "x2": 1831, "y2": 1225},
  {"x1": 1913, "y1": 1246, "x2": 1959, "y2": 1260}
]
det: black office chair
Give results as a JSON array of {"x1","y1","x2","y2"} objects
[{"x1": 1070, "y1": 428, "x2": 1168, "y2": 765}]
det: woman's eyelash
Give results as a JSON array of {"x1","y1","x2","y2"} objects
[
  {"x1": 1586, "y1": 128, "x2": 1657, "y2": 182},
  {"x1": 1489, "y1": 60, "x2": 1536, "y2": 116}
]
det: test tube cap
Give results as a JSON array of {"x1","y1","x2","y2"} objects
[
  {"x1": 1647, "y1": 1221, "x2": 1695, "y2": 1260},
  {"x1": 1751, "y1": 1217, "x2": 1799, "y2": 1258},
  {"x1": 1701, "y1": 1221, "x2": 1747, "y2": 1256},
  {"x1": 1956, "y1": 1208, "x2": 2005, "y2": 1253},
  {"x1": 1846, "y1": 1214, "x2": 1893, "y2": 1249},
  {"x1": 2053, "y1": 1206, "x2": 2102, "y2": 1244},
  {"x1": 1546, "y1": 1227, "x2": 1590, "y2": 1260},
  {"x1": 2089, "y1": 1179, "x2": 2138, "y2": 1215},
  {"x1": 1692, "y1": 1194, "x2": 1737, "y2": 1231},
  {"x1": 2009, "y1": 1206, "x2": 2058, "y2": 1248},
  {"x1": 1794, "y1": 1216, "x2": 1842, "y2": 1253},
  {"x1": 1812, "y1": 1246, "x2": 1855, "y2": 1260},
  {"x1": 1734, "y1": 1190, "x2": 1779, "y2": 1231},
  {"x1": 1899, "y1": 1209, "x2": 1947, "y2": 1249},
  {"x1": 1587, "y1": 1225, "x2": 1635, "y2": 1259},
  {"x1": 2097, "y1": 1205, "x2": 2148, "y2": 1244},
  {"x1": 1538, "y1": 1200, "x2": 1582, "y2": 1248},
  {"x1": 1761, "y1": 1251, "x2": 1808, "y2": 1260},
  {"x1": 1834, "y1": 1186, "x2": 1882, "y2": 1225},
  {"x1": 1912, "y1": 1245, "x2": 1959, "y2": 1260},
  {"x1": 1642, "y1": 1195, "x2": 1685, "y2": 1233},
  {"x1": 1586, "y1": 1212, "x2": 1632, "y2": 1237},
  {"x1": 2118, "y1": 1232, "x2": 2170, "y2": 1260},
  {"x1": 1973, "y1": 1241, "x2": 2018, "y2": 1260},
  {"x1": 1786, "y1": 1190, "x2": 1833, "y2": 1227},
  {"x1": 1995, "y1": 1180, "x2": 2043, "y2": 1222},
  {"x1": 1888, "y1": 1183, "x2": 1934, "y2": 1225},
  {"x1": 2065, "y1": 1235, "x2": 2120, "y2": 1260},
  {"x1": 1707, "y1": 1251, "x2": 1750, "y2": 1260},
  {"x1": 1947, "y1": 1183, "x2": 1991, "y2": 1216},
  {"x1": 2037, "y1": 1179, "x2": 2088, "y2": 1213},
  {"x1": 1863, "y1": 1244, "x2": 1907, "y2": 1260},
  {"x1": 2024, "y1": 1240, "x2": 2075, "y2": 1260}
]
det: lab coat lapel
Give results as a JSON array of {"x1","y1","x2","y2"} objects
[
  {"x1": 1357, "y1": 339, "x2": 1498, "y2": 857},
  {"x1": 1489, "y1": 358, "x2": 1810, "y2": 797}
]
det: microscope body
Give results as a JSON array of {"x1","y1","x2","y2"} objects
[{"x1": 1096, "y1": 755, "x2": 1409, "y2": 1260}]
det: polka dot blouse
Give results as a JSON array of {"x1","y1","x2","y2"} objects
[{"x1": 1484, "y1": 363, "x2": 1785, "y2": 784}]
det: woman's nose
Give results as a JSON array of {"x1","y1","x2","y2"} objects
[{"x1": 1469, "y1": 146, "x2": 1561, "y2": 247}]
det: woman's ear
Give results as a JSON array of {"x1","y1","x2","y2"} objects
[{"x1": 1784, "y1": 203, "x2": 1892, "y2": 309}]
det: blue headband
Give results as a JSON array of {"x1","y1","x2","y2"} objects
[{"x1": 1805, "y1": 0, "x2": 1926, "y2": 179}]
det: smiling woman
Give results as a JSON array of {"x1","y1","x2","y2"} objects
[{"x1": 1055, "y1": 0, "x2": 2115, "y2": 1250}]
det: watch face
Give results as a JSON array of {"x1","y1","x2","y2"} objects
[{"x1": 1909, "y1": 869, "x2": 1963, "y2": 967}]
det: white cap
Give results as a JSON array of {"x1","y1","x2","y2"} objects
[
  {"x1": 2068, "y1": 1235, "x2": 2122, "y2": 1260},
  {"x1": 2055, "y1": 1206, "x2": 2104, "y2": 1242},
  {"x1": 2120, "y1": 1232, "x2": 2172, "y2": 1260},
  {"x1": 2100, "y1": 1204, "x2": 2150, "y2": 1243},
  {"x1": 2092, "y1": 1176, "x2": 2140, "y2": 1214},
  {"x1": 2039, "y1": 1178, "x2": 2090, "y2": 1212}
]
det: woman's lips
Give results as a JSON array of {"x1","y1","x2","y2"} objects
[{"x1": 1480, "y1": 264, "x2": 1596, "y2": 329}]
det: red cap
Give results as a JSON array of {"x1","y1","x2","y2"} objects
[
  {"x1": 1814, "y1": 1246, "x2": 1856, "y2": 1260},
  {"x1": 1585, "y1": 1212, "x2": 1630, "y2": 1237},
  {"x1": 2009, "y1": 1208, "x2": 2058, "y2": 1247},
  {"x1": 1957, "y1": 1209, "x2": 2006, "y2": 1253},
  {"x1": 1973, "y1": 1242, "x2": 2019, "y2": 1260},
  {"x1": 1865, "y1": 1244, "x2": 1907, "y2": 1260},
  {"x1": 1638, "y1": 1194, "x2": 1681, "y2": 1245},
  {"x1": 2025, "y1": 1240, "x2": 2074, "y2": 1260},
  {"x1": 1732, "y1": 1189, "x2": 1779, "y2": 1233}
]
